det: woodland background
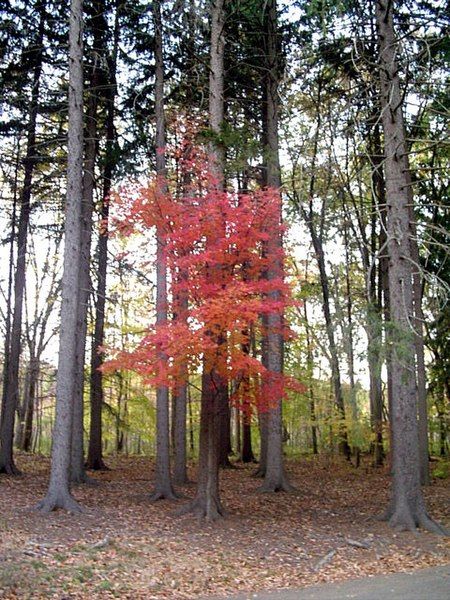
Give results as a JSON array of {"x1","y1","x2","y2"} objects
[{"x1": 0, "y1": 0, "x2": 449, "y2": 593}]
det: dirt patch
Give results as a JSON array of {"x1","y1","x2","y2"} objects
[{"x1": 0, "y1": 454, "x2": 448, "y2": 598}]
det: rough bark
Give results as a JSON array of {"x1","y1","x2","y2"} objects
[
  {"x1": 172, "y1": 378, "x2": 189, "y2": 484},
  {"x1": 259, "y1": 0, "x2": 293, "y2": 493},
  {"x1": 179, "y1": 371, "x2": 225, "y2": 520},
  {"x1": 35, "y1": 0, "x2": 84, "y2": 513},
  {"x1": 408, "y1": 206, "x2": 429, "y2": 485},
  {"x1": 150, "y1": 0, "x2": 177, "y2": 501},
  {"x1": 218, "y1": 387, "x2": 233, "y2": 468},
  {"x1": 376, "y1": 0, "x2": 446, "y2": 534},
  {"x1": 86, "y1": 0, "x2": 120, "y2": 472},
  {"x1": 172, "y1": 268, "x2": 189, "y2": 484},
  {"x1": 1, "y1": 145, "x2": 19, "y2": 453},
  {"x1": 182, "y1": 0, "x2": 226, "y2": 517},
  {"x1": 70, "y1": 61, "x2": 98, "y2": 485},
  {"x1": 0, "y1": 0, "x2": 45, "y2": 475},
  {"x1": 368, "y1": 122, "x2": 385, "y2": 467}
]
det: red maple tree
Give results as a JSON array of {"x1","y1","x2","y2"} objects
[{"x1": 105, "y1": 136, "x2": 302, "y2": 416}]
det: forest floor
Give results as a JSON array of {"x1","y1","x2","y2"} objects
[{"x1": 0, "y1": 454, "x2": 448, "y2": 599}]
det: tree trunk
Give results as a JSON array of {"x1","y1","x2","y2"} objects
[
  {"x1": 70, "y1": 59, "x2": 99, "y2": 484},
  {"x1": 254, "y1": 409, "x2": 268, "y2": 476},
  {"x1": 303, "y1": 278, "x2": 318, "y2": 455},
  {"x1": 342, "y1": 224, "x2": 358, "y2": 424},
  {"x1": 259, "y1": 0, "x2": 293, "y2": 493},
  {"x1": 408, "y1": 208, "x2": 429, "y2": 485},
  {"x1": 182, "y1": 0, "x2": 226, "y2": 517},
  {"x1": 150, "y1": 0, "x2": 177, "y2": 501},
  {"x1": 21, "y1": 357, "x2": 39, "y2": 452},
  {"x1": 1, "y1": 141, "x2": 19, "y2": 453},
  {"x1": 0, "y1": 0, "x2": 45, "y2": 475},
  {"x1": 172, "y1": 270, "x2": 189, "y2": 484},
  {"x1": 86, "y1": 0, "x2": 120, "y2": 472},
  {"x1": 368, "y1": 122, "x2": 385, "y2": 467},
  {"x1": 218, "y1": 387, "x2": 233, "y2": 468},
  {"x1": 35, "y1": 0, "x2": 84, "y2": 513},
  {"x1": 173, "y1": 379, "x2": 188, "y2": 484},
  {"x1": 180, "y1": 371, "x2": 224, "y2": 520},
  {"x1": 376, "y1": 0, "x2": 446, "y2": 534},
  {"x1": 241, "y1": 418, "x2": 255, "y2": 462}
]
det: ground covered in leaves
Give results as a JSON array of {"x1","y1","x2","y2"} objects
[{"x1": 0, "y1": 454, "x2": 448, "y2": 599}]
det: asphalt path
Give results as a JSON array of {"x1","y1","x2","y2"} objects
[{"x1": 204, "y1": 565, "x2": 450, "y2": 600}]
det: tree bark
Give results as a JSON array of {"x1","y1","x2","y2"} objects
[
  {"x1": 179, "y1": 370, "x2": 224, "y2": 520},
  {"x1": 376, "y1": 0, "x2": 446, "y2": 534},
  {"x1": 241, "y1": 414, "x2": 256, "y2": 462},
  {"x1": 303, "y1": 270, "x2": 318, "y2": 455},
  {"x1": 172, "y1": 267, "x2": 189, "y2": 484},
  {"x1": 150, "y1": 0, "x2": 177, "y2": 501},
  {"x1": 182, "y1": 0, "x2": 226, "y2": 518},
  {"x1": 1, "y1": 141, "x2": 19, "y2": 454},
  {"x1": 368, "y1": 121, "x2": 385, "y2": 467},
  {"x1": 259, "y1": 0, "x2": 293, "y2": 493},
  {"x1": 218, "y1": 387, "x2": 233, "y2": 468},
  {"x1": 35, "y1": 0, "x2": 84, "y2": 513},
  {"x1": 86, "y1": 0, "x2": 120, "y2": 472},
  {"x1": 70, "y1": 57, "x2": 99, "y2": 484},
  {"x1": 408, "y1": 206, "x2": 429, "y2": 485},
  {"x1": 0, "y1": 0, "x2": 45, "y2": 475}
]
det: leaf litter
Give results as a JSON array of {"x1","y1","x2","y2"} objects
[{"x1": 0, "y1": 454, "x2": 448, "y2": 598}]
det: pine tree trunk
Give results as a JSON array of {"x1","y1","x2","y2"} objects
[
  {"x1": 376, "y1": 0, "x2": 446, "y2": 534},
  {"x1": 259, "y1": 0, "x2": 293, "y2": 492},
  {"x1": 368, "y1": 124, "x2": 385, "y2": 467},
  {"x1": 70, "y1": 69, "x2": 98, "y2": 484},
  {"x1": 35, "y1": 0, "x2": 84, "y2": 513},
  {"x1": 408, "y1": 208, "x2": 429, "y2": 485},
  {"x1": 182, "y1": 0, "x2": 226, "y2": 517},
  {"x1": 1, "y1": 144, "x2": 19, "y2": 454},
  {"x1": 0, "y1": 0, "x2": 45, "y2": 475},
  {"x1": 86, "y1": 0, "x2": 120, "y2": 472},
  {"x1": 150, "y1": 0, "x2": 177, "y2": 501}
]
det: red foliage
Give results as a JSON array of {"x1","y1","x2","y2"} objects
[{"x1": 105, "y1": 133, "x2": 303, "y2": 413}]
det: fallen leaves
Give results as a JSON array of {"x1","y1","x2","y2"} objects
[{"x1": 0, "y1": 454, "x2": 448, "y2": 599}]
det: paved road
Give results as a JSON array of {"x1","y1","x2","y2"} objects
[{"x1": 205, "y1": 565, "x2": 450, "y2": 600}]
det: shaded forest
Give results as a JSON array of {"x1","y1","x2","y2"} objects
[{"x1": 0, "y1": 0, "x2": 449, "y2": 558}]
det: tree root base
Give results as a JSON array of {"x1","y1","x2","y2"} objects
[
  {"x1": 258, "y1": 474, "x2": 295, "y2": 493},
  {"x1": 173, "y1": 476, "x2": 192, "y2": 487},
  {"x1": 379, "y1": 505, "x2": 449, "y2": 536},
  {"x1": 34, "y1": 492, "x2": 83, "y2": 514},
  {"x1": 149, "y1": 488, "x2": 179, "y2": 502},
  {"x1": 85, "y1": 459, "x2": 110, "y2": 471},
  {"x1": 71, "y1": 474, "x2": 98, "y2": 486},
  {"x1": 252, "y1": 467, "x2": 266, "y2": 478},
  {"x1": 177, "y1": 496, "x2": 226, "y2": 521},
  {"x1": 0, "y1": 462, "x2": 22, "y2": 476}
]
